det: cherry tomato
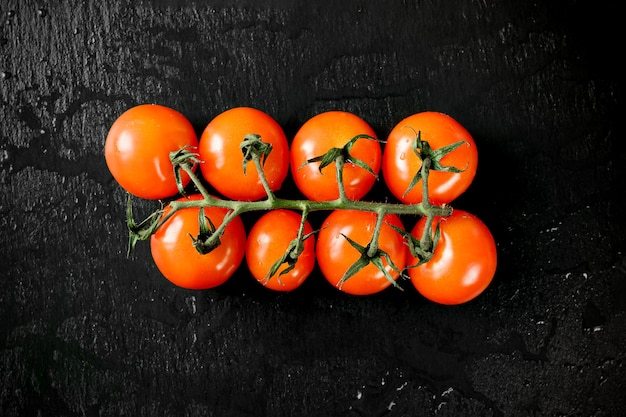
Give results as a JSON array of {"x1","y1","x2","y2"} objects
[
  {"x1": 290, "y1": 111, "x2": 381, "y2": 201},
  {"x1": 150, "y1": 194, "x2": 246, "y2": 290},
  {"x1": 245, "y1": 210, "x2": 315, "y2": 292},
  {"x1": 198, "y1": 107, "x2": 289, "y2": 201},
  {"x1": 407, "y1": 209, "x2": 497, "y2": 305},
  {"x1": 316, "y1": 210, "x2": 406, "y2": 296},
  {"x1": 104, "y1": 104, "x2": 198, "y2": 200},
  {"x1": 382, "y1": 111, "x2": 477, "y2": 205}
]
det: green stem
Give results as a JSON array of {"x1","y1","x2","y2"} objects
[
  {"x1": 253, "y1": 154, "x2": 276, "y2": 203},
  {"x1": 335, "y1": 154, "x2": 348, "y2": 202},
  {"x1": 420, "y1": 157, "x2": 432, "y2": 209},
  {"x1": 366, "y1": 207, "x2": 386, "y2": 257},
  {"x1": 419, "y1": 214, "x2": 435, "y2": 253},
  {"x1": 181, "y1": 161, "x2": 214, "y2": 202},
  {"x1": 133, "y1": 150, "x2": 452, "y2": 254},
  {"x1": 418, "y1": 157, "x2": 435, "y2": 251},
  {"x1": 291, "y1": 207, "x2": 309, "y2": 260},
  {"x1": 153, "y1": 162, "x2": 219, "y2": 229},
  {"x1": 160, "y1": 161, "x2": 451, "y2": 230}
]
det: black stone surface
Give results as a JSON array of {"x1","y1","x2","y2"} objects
[{"x1": 1, "y1": 1, "x2": 625, "y2": 416}]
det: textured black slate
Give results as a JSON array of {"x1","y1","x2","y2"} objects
[{"x1": 1, "y1": 1, "x2": 624, "y2": 416}]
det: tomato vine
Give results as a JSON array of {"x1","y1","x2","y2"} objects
[
  {"x1": 128, "y1": 135, "x2": 449, "y2": 283},
  {"x1": 108, "y1": 106, "x2": 496, "y2": 303}
]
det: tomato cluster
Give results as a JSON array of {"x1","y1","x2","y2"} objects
[{"x1": 105, "y1": 104, "x2": 497, "y2": 304}]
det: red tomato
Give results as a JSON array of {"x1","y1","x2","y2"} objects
[
  {"x1": 198, "y1": 107, "x2": 289, "y2": 201},
  {"x1": 407, "y1": 209, "x2": 497, "y2": 305},
  {"x1": 382, "y1": 111, "x2": 477, "y2": 205},
  {"x1": 245, "y1": 210, "x2": 315, "y2": 292},
  {"x1": 150, "y1": 194, "x2": 246, "y2": 290},
  {"x1": 290, "y1": 111, "x2": 381, "y2": 201},
  {"x1": 316, "y1": 210, "x2": 406, "y2": 296},
  {"x1": 104, "y1": 104, "x2": 198, "y2": 200}
]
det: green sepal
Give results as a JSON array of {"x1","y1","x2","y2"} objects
[
  {"x1": 299, "y1": 133, "x2": 381, "y2": 179},
  {"x1": 402, "y1": 128, "x2": 468, "y2": 198},
  {"x1": 170, "y1": 146, "x2": 201, "y2": 196},
  {"x1": 343, "y1": 134, "x2": 380, "y2": 179},
  {"x1": 303, "y1": 147, "x2": 343, "y2": 173},
  {"x1": 240, "y1": 133, "x2": 273, "y2": 175},
  {"x1": 126, "y1": 194, "x2": 163, "y2": 257},
  {"x1": 430, "y1": 141, "x2": 467, "y2": 173},
  {"x1": 336, "y1": 233, "x2": 403, "y2": 290},
  {"x1": 265, "y1": 230, "x2": 317, "y2": 286},
  {"x1": 190, "y1": 207, "x2": 221, "y2": 254},
  {"x1": 389, "y1": 220, "x2": 441, "y2": 268}
]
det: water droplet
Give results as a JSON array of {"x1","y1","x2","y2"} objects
[
  {"x1": 37, "y1": 8, "x2": 47, "y2": 18},
  {"x1": 0, "y1": 71, "x2": 11, "y2": 80},
  {"x1": 6, "y1": 10, "x2": 15, "y2": 18}
]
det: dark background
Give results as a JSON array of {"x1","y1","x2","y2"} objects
[{"x1": 1, "y1": 0, "x2": 625, "y2": 416}]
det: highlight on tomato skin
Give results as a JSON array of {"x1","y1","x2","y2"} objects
[
  {"x1": 104, "y1": 104, "x2": 199, "y2": 200},
  {"x1": 382, "y1": 111, "x2": 478, "y2": 205},
  {"x1": 245, "y1": 209, "x2": 316, "y2": 292},
  {"x1": 149, "y1": 194, "x2": 246, "y2": 290},
  {"x1": 316, "y1": 210, "x2": 407, "y2": 296},
  {"x1": 407, "y1": 209, "x2": 497, "y2": 305},
  {"x1": 198, "y1": 107, "x2": 290, "y2": 201},
  {"x1": 290, "y1": 111, "x2": 382, "y2": 201}
]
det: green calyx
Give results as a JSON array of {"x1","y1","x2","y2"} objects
[
  {"x1": 300, "y1": 134, "x2": 380, "y2": 179},
  {"x1": 125, "y1": 195, "x2": 163, "y2": 257},
  {"x1": 403, "y1": 128, "x2": 468, "y2": 199},
  {"x1": 337, "y1": 233, "x2": 404, "y2": 291},
  {"x1": 240, "y1": 133, "x2": 273, "y2": 176},
  {"x1": 190, "y1": 207, "x2": 222, "y2": 255},
  {"x1": 265, "y1": 229, "x2": 317, "y2": 285}
]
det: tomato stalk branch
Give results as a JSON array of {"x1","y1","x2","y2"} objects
[
  {"x1": 126, "y1": 136, "x2": 453, "y2": 262},
  {"x1": 418, "y1": 157, "x2": 435, "y2": 253},
  {"x1": 292, "y1": 206, "x2": 310, "y2": 260},
  {"x1": 366, "y1": 208, "x2": 386, "y2": 258},
  {"x1": 388, "y1": 157, "x2": 443, "y2": 266},
  {"x1": 253, "y1": 156, "x2": 276, "y2": 203},
  {"x1": 335, "y1": 154, "x2": 348, "y2": 202}
]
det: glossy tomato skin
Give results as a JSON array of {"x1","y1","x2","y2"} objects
[
  {"x1": 104, "y1": 104, "x2": 198, "y2": 200},
  {"x1": 382, "y1": 111, "x2": 477, "y2": 205},
  {"x1": 316, "y1": 210, "x2": 406, "y2": 296},
  {"x1": 290, "y1": 111, "x2": 381, "y2": 201},
  {"x1": 246, "y1": 210, "x2": 315, "y2": 292},
  {"x1": 198, "y1": 107, "x2": 289, "y2": 201},
  {"x1": 150, "y1": 194, "x2": 246, "y2": 290},
  {"x1": 408, "y1": 210, "x2": 497, "y2": 305}
]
